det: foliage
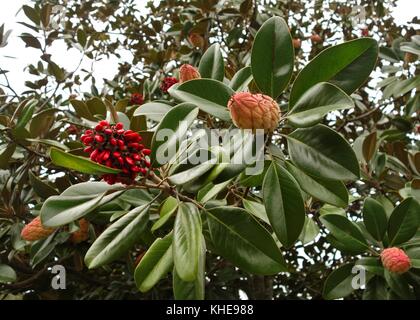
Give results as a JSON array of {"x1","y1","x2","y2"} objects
[{"x1": 0, "y1": 0, "x2": 419, "y2": 300}]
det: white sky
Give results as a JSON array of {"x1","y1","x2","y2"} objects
[{"x1": 0, "y1": 0, "x2": 418, "y2": 95}]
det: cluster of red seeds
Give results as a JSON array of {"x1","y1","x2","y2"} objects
[
  {"x1": 160, "y1": 77, "x2": 178, "y2": 93},
  {"x1": 81, "y1": 120, "x2": 151, "y2": 185},
  {"x1": 130, "y1": 92, "x2": 144, "y2": 105}
]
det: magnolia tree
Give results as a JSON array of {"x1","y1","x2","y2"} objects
[{"x1": 0, "y1": 0, "x2": 419, "y2": 300}]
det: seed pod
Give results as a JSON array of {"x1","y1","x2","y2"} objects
[
  {"x1": 70, "y1": 219, "x2": 90, "y2": 244},
  {"x1": 227, "y1": 92, "x2": 281, "y2": 132},
  {"x1": 179, "y1": 64, "x2": 201, "y2": 83},
  {"x1": 381, "y1": 247, "x2": 411, "y2": 274},
  {"x1": 21, "y1": 216, "x2": 56, "y2": 241}
]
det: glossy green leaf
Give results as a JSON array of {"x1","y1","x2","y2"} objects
[
  {"x1": 290, "y1": 38, "x2": 378, "y2": 107},
  {"x1": 134, "y1": 233, "x2": 173, "y2": 292},
  {"x1": 41, "y1": 182, "x2": 125, "y2": 227},
  {"x1": 85, "y1": 204, "x2": 150, "y2": 269},
  {"x1": 70, "y1": 99, "x2": 94, "y2": 120},
  {"x1": 22, "y1": 5, "x2": 40, "y2": 25},
  {"x1": 0, "y1": 264, "x2": 17, "y2": 283},
  {"x1": 363, "y1": 276, "x2": 388, "y2": 300},
  {"x1": 29, "y1": 108, "x2": 56, "y2": 138},
  {"x1": 239, "y1": 160, "x2": 270, "y2": 187},
  {"x1": 362, "y1": 131, "x2": 377, "y2": 163},
  {"x1": 29, "y1": 171, "x2": 58, "y2": 198},
  {"x1": 287, "y1": 82, "x2": 354, "y2": 127},
  {"x1": 242, "y1": 199, "x2": 269, "y2": 224},
  {"x1": 262, "y1": 162, "x2": 305, "y2": 248},
  {"x1": 355, "y1": 257, "x2": 384, "y2": 276},
  {"x1": 287, "y1": 124, "x2": 360, "y2": 180},
  {"x1": 119, "y1": 188, "x2": 153, "y2": 207},
  {"x1": 173, "y1": 203, "x2": 202, "y2": 281},
  {"x1": 86, "y1": 97, "x2": 107, "y2": 116},
  {"x1": 197, "y1": 180, "x2": 231, "y2": 204},
  {"x1": 207, "y1": 206, "x2": 287, "y2": 275},
  {"x1": 285, "y1": 161, "x2": 348, "y2": 207},
  {"x1": 299, "y1": 217, "x2": 320, "y2": 245},
  {"x1": 388, "y1": 197, "x2": 420, "y2": 246},
  {"x1": 50, "y1": 147, "x2": 121, "y2": 175},
  {"x1": 133, "y1": 102, "x2": 172, "y2": 122},
  {"x1": 320, "y1": 214, "x2": 369, "y2": 254},
  {"x1": 150, "y1": 103, "x2": 199, "y2": 167},
  {"x1": 21, "y1": 33, "x2": 42, "y2": 49},
  {"x1": 30, "y1": 233, "x2": 63, "y2": 268},
  {"x1": 198, "y1": 43, "x2": 224, "y2": 81},
  {"x1": 15, "y1": 99, "x2": 37, "y2": 130},
  {"x1": 0, "y1": 143, "x2": 16, "y2": 169},
  {"x1": 387, "y1": 76, "x2": 420, "y2": 99},
  {"x1": 230, "y1": 66, "x2": 253, "y2": 92},
  {"x1": 362, "y1": 197, "x2": 388, "y2": 241},
  {"x1": 151, "y1": 196, "x2": 178, "y2": 232},
  {"x1": 173, "y1": 238, "x2": 206, "y2": 300},
  {"x1": 251, "y1": 16, "x2": 293, "y2": 98},
  {"x1": 169, "y1": 164, "x2": 216, "y2": 187},
  {"x1": 27, "y1": 138, "x2": 69, "y2": 151},
  {"x1": 384, "y1": 270, "x2": 415, "y2": 299},
  {"x1": 319, "y1": 204, "x2": 346, "y2": 216},
  {"x1": 168, "y1": 79, "x2": 233, "y2": 121},
  {"x1": 323, "y1": 263, "x2": 355, "y2": 300}
]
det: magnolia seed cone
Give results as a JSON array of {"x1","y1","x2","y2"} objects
[
  {"x1": 179, "y1": 64, "x2": 201, "y2": 83},
  {"x1": 21, "y1": 216, "x2": 55, "y2": 241},
  {"x1": 188, "y1": 33, "x2": 205, "y2": 48},
  {"x1": 227, "y1": 92, "x2": 280, "y2": 132},
  {"x1": 381, "y1": 247, "x2": 411, "y2": 274},
  {"x1": 70, "y1": 218, "x2": 90, "y2": 244}
]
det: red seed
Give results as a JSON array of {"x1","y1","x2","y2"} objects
[
  {"x1": 110, "y1": 138, "x2": 117, "y2": 146},
  {"x1": 115, "y1": 122, "x2": 124, "y2": 130},
  {"x1": 95, "y1": 135, "x2": 104, "y2": 143},
  {"x1": 113, "y1": 151, "x2": 121, "y2": 157},
  {"x1": 144, "y1": 160, "x2": 151, "y2": 167},
  {"x1": 125, "y1": 157, "x2": 134, "y2": 165},
  {"x1": 125, "y1": 133, "x2": 140, "y2": 141},
  {"x1": 105, "y1": 159, "x2": 112, "y2": 167},
  {"x1": 102, "y1": 150, "x2": 111, "y2": 161},
  {"x1": 83, "y1": 136, "x2": 94, "y2": 145},
  {"x1": 142, "y1": 148, "x2": 151, "y2": 155},
  {"x1": 117, "y1": 129, "x2": 125, "y2": 135},
  {"x1": 90, "y1": 149, "x2": 99, "y2": 161},
  {"x1": 140, "y1": 168, "x2": 147, "y2": 175},
  {"x1": 99, "y1": 120, "x2": 109, "y2": 127},
  {"x1": 128, "y1": 142, "x2": 139, "y2": 149},
  {"x1": 124, "y1": 130, "x2": 134, "y2": 135},
  {"x1": 84, "y1": 146, "x2": 93, "y2": 153},
  {"x1": 117, "y1": 156, "x2": 124, "y2": 165},
  {"x1": 131, "y1": 166, "x2": 140, "y2": 172},
  {"x1": 95, "y1": 124, "x2": 104, "y2": 131},
  {"x1": 132, "y1": 154, "x2": 141, "y2": 161},
  {"x1": 104, "y1": 128, "x2": 113, "y2": 135}
]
